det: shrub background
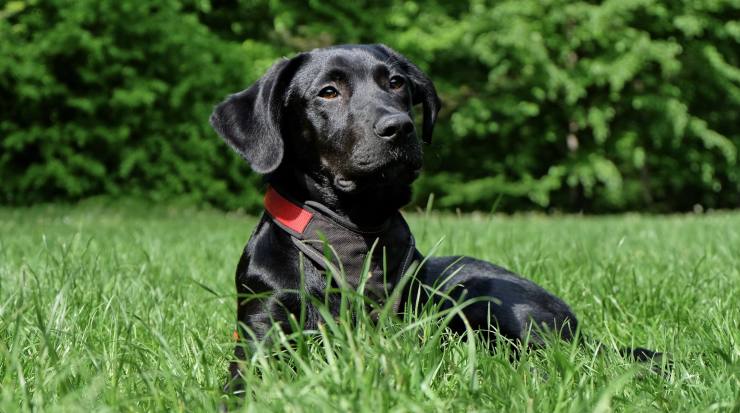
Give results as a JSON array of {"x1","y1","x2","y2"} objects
[{"x1": 1, "y1": 0, "x2": 738, "y2": 212}]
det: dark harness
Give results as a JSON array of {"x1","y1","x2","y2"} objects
[{"x1": 263, "y1": 186, "x2": 417, "y2": 301}]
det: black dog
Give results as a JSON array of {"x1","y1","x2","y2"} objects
[{"x1": 210, "y1": 44, "x2": 658, "y2": 392}]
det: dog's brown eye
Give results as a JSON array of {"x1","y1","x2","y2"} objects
[
  {"x1": 389, "y1": 76, "x2": 405, "y2": 90},
  {"x1": 318, "y1": 86, "x2": 339, "y2": 99}
]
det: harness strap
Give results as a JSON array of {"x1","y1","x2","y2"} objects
[
  {"x1": 264, "y1": 187, "x2": 313, "y2": 234},
  {"x1": 262, "y1": 186, "x2": 417, "y2": 301}
]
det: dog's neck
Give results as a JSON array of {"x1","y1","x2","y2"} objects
[{"x1": 268, "y1": 167, "x2": 411, "y2": 228}]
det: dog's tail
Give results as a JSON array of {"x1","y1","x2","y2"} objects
[
  {"x1": 550, "y1": 318, "x2": 671, "y2": 372},
  {"x1": 552, "y1": 317, "x2": 672, "y2": 375},
  {"x1": 620, "y1": 346, "x2": 664, "y2": 362},
  {"x1": 588, "y1": 339, "x2": 672, "y2": 375},
  {"x1": 553, "y1": 321, "x2": 670, "y2": 374}
]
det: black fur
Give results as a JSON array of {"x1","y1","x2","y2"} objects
[{"x1": 210, "y1": 44, "x2": 663, "y2": 396}]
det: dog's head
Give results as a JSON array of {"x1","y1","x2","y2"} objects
[{"x1": 210, "y1": 44, "x2": 440, "y2": 205}]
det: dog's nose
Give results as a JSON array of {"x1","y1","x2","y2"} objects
[{"x1": 374, "y1": 114, "x2": 414, "y2": 141}]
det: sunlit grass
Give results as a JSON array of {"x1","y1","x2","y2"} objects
[{"x1": 1, "y1": 201, "x2": 738, "y2": 412}]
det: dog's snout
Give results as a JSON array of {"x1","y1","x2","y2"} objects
[{"x1": 373, "y1": 114, "x2": 414, "y2": 141}]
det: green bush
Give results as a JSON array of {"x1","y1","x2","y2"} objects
[
  {"x1": 378, "y1": 0, "x2": 739, "y2": 212},
  {"x1": 1, "y1": 0, "x2": 738, "y2": 212},
  {"x1": 0, "y1": 0, "x2": 264, "y2": 210}
]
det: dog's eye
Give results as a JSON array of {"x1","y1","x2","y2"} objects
[
  {"x1": 318, "y1": 86, "x2": 339, "y2": 99},
  {"x1": 389, "y1": 76, "x2": 405, "y2": 90}
]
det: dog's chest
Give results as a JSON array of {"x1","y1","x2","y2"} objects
[{"x1": 290, "y1": 211, "x2": 416, "y2": 297}]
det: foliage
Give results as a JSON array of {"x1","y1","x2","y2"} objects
[
  {"x1": 0, "y1": 0, "x2": 262, "y2": 210},
  {"x1": 394, "y1": 0, "x2": 740, "y2": 212},
  {"x1": 1, "y1": 204, "x2": 739, "y2": 410},
  {"x1": 1, "y1": 0, "x2": 738, "y2": 212}
]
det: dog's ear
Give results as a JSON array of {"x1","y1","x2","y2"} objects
[
  {"x1": 210, "y1": 54, "x2": 307, "y2": 174},
  {"x1": 376, "y1": 45, "x2": 441, "y2": 143}
]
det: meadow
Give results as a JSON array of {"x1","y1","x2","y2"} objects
[{"x1": 1, "y1": 201, "x2": 738, "y2": 412}]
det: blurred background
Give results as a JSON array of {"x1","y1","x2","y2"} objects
[{"x1": 1, "y1": 0, "x2": 738, "y2": 213}]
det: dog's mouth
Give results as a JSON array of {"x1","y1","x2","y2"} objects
[{"x1": 333, "y1": 161, "x2": 421, "y2": 193}]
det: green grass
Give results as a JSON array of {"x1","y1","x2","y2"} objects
[{"x1": 1, "y1": 201, "x2": 738, "y2": 412}]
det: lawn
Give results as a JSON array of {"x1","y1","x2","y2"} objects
[{"x1": 1, "y1": 201, "x2": 738, "y2": 412}]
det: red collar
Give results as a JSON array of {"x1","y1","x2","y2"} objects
[{"x1": 263, "y1": 186, "x2": 313, "y2": 234}]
